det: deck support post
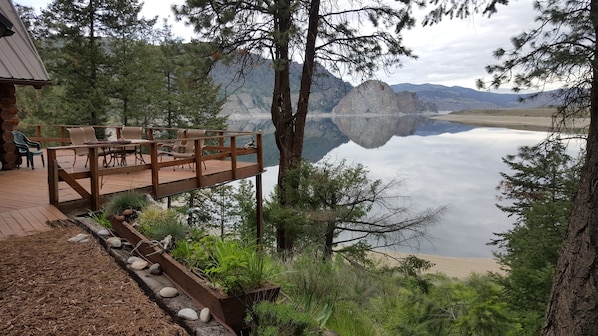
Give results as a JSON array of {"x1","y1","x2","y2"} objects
[{"x1": 256, "y1": 174, "x2": 264, "y2": 246}]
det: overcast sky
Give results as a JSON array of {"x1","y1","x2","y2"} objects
[{"x1": 16, "y1": 0, "x2": 539, "y2": 91}]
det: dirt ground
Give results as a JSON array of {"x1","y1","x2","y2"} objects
[{"x1": 0, "y1": 222, "x2": 188, "y2": 336}]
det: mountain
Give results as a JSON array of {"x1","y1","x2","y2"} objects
[
  {"x1": 211, "y1": 59, "x2": 353, "y2": 117},
  {"x1": 390, "y1": 83, "x2": 561, "y2": 111}
]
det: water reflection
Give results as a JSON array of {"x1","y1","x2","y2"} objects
[
  {"x1": 332, "y1": 114, "x2": 432, "y2": 148},
  {"x1": 228, "y1": 116, "x2": 561, "y2": 257}
]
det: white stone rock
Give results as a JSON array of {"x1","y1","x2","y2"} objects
[
  {"x1": 79, "y1": 238, "x2": 90, "y2": 243},
  {"x1": 149, "y1": 263, "x2": 162, "y2": 275},
  {"x1": 127, "y1": 256, "x2": 143, "y2": 264},
  {"x1": 97, "y1": 229, "x2": 111, "y2": 236},
  {"x1": 68, "y1": 233, "x2": 88, "y2": 242},
  {"x1": 130, "y1": 260, "x2": 148, "y2": 270},
  {"x1": 177, "y1": 308, "x2": 198, "y2": 321},
  {"x1": 106, "y1": 237, "x2": 122, "y2": 248},
  {"x1": 199, "y1": 307, "x2": 211, "y2": 323},
  {"x1": 159, "y1": 287, "x2": 179, "y2": 298}
]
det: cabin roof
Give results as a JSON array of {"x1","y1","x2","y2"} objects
[{"x1": 0, "y1": 0, "x2": 51, "y2": 88}]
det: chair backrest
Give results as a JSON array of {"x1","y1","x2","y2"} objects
[
  {"x1": 183, "y1": 129, "x2": 206, "y2": 153},
  {"x1": 171, "y1": 129, "x2": 187, "y2": 153},
  {"x1": 81, "y1": 126, "x2": 98, "y2": 143},
  {"x1": 12, "y1": 130, "x2": 27, "y2": 146},
  {"x1": 68, "y1": 127, "x2": 88, "y2": 155},
  {"x1": 121, "y1": 126, "x2": 142, "y2": 140}
]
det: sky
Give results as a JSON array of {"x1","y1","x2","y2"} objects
[{"x1": 16, "y1": 0, "x2": 539, "y2": 91}]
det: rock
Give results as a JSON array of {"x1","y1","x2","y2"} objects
[
  {"x1": 199, "y1": 307, "x2": 211, "y2": 323},
  {"x1": 79, "y1": 238, "x2": 90, "y2": 243},
  {"x1": 127, "y1": 256, "x2": 143, "y2": 264},
  {"x1": 323, "y1": 330, "x2": 341, "y2": 336},
  {"x1": 97, "y1": 229, "x2": 111, "y2": 236},
  {"x1": 122, "y1": 209, "x2": 133, "y2": 216},
  {"x1": 159, "y1": 287, "x2": 179, "y2": 298},
  {"x1": 114, "y1": 215, "x2": 125, "y2": 222},
  {"x1": 68, "y1": 233, "x2": 88, "y2": 242},
  {"x1": 130, "y1": 260, "x2": 148, "y2": 270},
  {"x1": 177, "y1": 308, "x2": 198, "y2": 321},
  {"x1": 148, "y1": 263, "x2": 162, "y2": 275},
  {"x1": 106, "y1": 237, "x2": 122, "y2": 248}
]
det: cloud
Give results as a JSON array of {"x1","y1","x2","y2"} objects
[
  {"x1": 376, "y1": 0, "x2": 538, "y2": 89},
  {"x1": 17, "y1": 0, "x2": 538, "y2": 90}
]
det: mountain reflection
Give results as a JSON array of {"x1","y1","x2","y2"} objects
[
  {"x1": 331, "y1": 114, "x2": 434, "y2": 149},
  {"x1": 227, "y1": 115, "x2": 473, "y2": 166}
]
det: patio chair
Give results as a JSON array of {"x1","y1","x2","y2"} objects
[
  {"x1": 157, "y1": 129, "x2": 187, "y2": 161},
  {"x1": 81, "y1": 126, "x2": 99, "y2": 143},
  {"x1": 172, "y1": 129, "x2": 206, "y2": 171},
  {"x1": 68, "y1": 127, "x2": 112, "y2": 168},
  {"x1": 67, "y1": 127, "x2": 90, "y2": 168},
  {"x1": 12, "y1": 130, "x2": 44, "y2": 169},
  {"x1": 120, "y1": 126, "x2": 145, "y2": 164}
]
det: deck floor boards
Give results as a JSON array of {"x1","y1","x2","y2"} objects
[{"x1": 1, "y1": 149, "x2": 259, "y2": 240}]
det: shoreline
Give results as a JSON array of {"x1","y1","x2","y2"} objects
[
  {"x1": 371, "y1": 251, "x2": 505, "y2": 279},
  {"x1": 431, "y1": 109, "x2": 589, "y2": 132}
]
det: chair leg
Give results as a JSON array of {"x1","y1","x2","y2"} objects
[{"x1": 41, "y1": 154, "x2": 45, "y2": 168}]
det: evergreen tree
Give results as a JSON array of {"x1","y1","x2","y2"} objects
[
  {"x1": 492, "y1": 140, "x2": 581, "y2": 334},
  {"x1": 265, "y1": 160, "x2": 445, "y2": 260}
]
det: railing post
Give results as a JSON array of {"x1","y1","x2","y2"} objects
[
  {"x1": 150, "y1": 142, "x2": 160, "y2": 197},
  {"x1": 89, "y1": 146, "x2": 101, "y2": 210},
  {"x1": 195, "y1": 138, "x2": 202, "y2": 185},
  {"x1": 230, "y1": 135, "x2": 237, "y2": 179},
  {"x1": 256, "y1": 131, "x2": 263, "y2": 172},
  {"x1": 48, "y1": 148, "x2": 59, "y2": 206}
]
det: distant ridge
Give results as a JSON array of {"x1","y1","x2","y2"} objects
[{"x1": 390, "y1": 83, "x2": 561, "y2": 111}]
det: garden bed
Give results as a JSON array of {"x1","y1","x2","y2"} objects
[{"x1": 110, "y1": 217, "x2": 280, "y2": 333}]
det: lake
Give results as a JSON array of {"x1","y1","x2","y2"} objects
[{"x1": 228, "y1": 115, "x2": 581, "y2": 258}]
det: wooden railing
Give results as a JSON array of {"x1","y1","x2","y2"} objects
[{"x1": 38, "y1": 126, "x2": 264, "y2": 212}]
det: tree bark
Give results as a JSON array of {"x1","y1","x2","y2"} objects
[
  {"x1": 271, "y1": 0, "x2": 295, "y2": 251},
  {"x1": 542, "y1": 1, "x2": 598, "y2": 333},
  {"x1": 272, "y1": 0, "x2": 321, "y2": 252}
]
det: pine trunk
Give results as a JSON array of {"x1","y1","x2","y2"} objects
[{"x1": 542, "y1": 1, "x2": 598, "y2": 332}]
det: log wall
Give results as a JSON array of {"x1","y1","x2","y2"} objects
[{"x1": 0, "y1": 84, "x2": 19, "y2": 170}]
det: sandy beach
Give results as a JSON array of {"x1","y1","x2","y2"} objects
[
  {"x1": 430, "y1": 108, "x2": 590, "y2": 132},
  {"x1": 372, "y1": 251, "x2": 505, "y2": 279}
]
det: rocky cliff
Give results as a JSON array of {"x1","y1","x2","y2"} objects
[{"x1": 332, "y1": 80, "x2": 438, "y2": 116}]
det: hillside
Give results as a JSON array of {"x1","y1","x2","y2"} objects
[
  {"x1": 211, "y1": 59, "x2": 353, "y2": 117},
  {"x1": 390, "y1": 83, "x2": 561, "y2": 111}
]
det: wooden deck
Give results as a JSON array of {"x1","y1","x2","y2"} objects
[{"x1": 0, "y1": 144, "x2": 263, "y2": 240}]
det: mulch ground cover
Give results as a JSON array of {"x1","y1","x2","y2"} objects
[{"x1": 0, "y1": 222, "x2": 188, "y2": 336}]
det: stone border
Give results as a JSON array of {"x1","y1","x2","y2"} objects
[{"x1": 73, "y1": 217, "x2": 231, "y2": 336}]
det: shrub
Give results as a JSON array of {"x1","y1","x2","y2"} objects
[
  {"x1": 136, "y1": 206, "x2": 188, "y2": 241},
  {"x1": 104, "y1": 190, "x2": 149, "y2": 216}
]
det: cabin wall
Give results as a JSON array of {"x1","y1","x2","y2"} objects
[{"x1": 0, "y1": 83, "x2": 19, "y2": 170}]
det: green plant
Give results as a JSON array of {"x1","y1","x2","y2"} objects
[
  {"x1": 136, "y1": 206, "x2": 188, "y2": 241},
  {"x1": 171, "y1": 236, "x2": 218, "y2": 270},
  {"x1": 104, "y1": 190, "x2": 149, "y2": 216},
  {"x1": 172, "y1": 236, "x2": 275, "y2": 294},
  {"x1": 88, "y1": 210, "x2": 111, "y2": 229},
  {"x1": 205, "y1": 239, "x2": 273, "y2": 293},
  {"x1": 246, "y1": 301, "x2": 319, "y2": 336}
]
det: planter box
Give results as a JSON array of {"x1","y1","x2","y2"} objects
[{"x1": 110, "y1": 218, "x2": 280, "y2": 333}]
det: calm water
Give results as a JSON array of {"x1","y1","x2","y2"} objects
[{"x1": 229, "y1": 115, "x2": 580, "y2": 258}]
